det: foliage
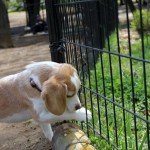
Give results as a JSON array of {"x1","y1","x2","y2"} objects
[
  {"x1": 6, "y1": 0, "x2": 24, "y2": 12},
  {"x1": 131, "y1": 9, "x2": 150, "y2": 31},
  {"x1": 6, "y1": 0, "x2": 45, "y2": 12}
]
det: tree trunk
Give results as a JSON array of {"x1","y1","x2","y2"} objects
[
  {"x1": 52, "y1": 123, "x2": 95, "y2": 150},
  {"x1": 120, "y1": 0, "x2": 124, "y2": 5},
  {"x1": 128, "y1": 0, "x2": 136, "y2": 13},
  {"x1": 0, "y1": 0, "x2": 13, "y2": 48},
  {"x1": 25, "y1": 0, "x2": 40, "y2": 27}
]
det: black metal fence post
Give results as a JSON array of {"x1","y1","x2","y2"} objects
[{"x1": 45, "y1": 0, "x2": 65, "y2": 63}]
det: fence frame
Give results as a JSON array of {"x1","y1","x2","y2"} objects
[{"x1": 45, "y1": 0, "x2": 150, "y2": 149}]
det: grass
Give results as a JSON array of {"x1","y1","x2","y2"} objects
[{"x1": 81, "y1": 29, "x2": 150, "y2": 149}]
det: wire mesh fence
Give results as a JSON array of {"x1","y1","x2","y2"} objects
[{"x1": 45, "y1": 0, "x2": 150, "y2": 149}]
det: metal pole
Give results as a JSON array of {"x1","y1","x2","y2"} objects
[{"x1": 45, "y1": 0, "x2": 65, "y2": 63}]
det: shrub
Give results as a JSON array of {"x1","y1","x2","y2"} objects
[{"x1": 131, "y1": 9, "x2": 150, "y2": 31}]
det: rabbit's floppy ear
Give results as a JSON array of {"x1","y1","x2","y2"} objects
[{"x1": 41, "y1": 77, "x2": 67, "y2": 115}]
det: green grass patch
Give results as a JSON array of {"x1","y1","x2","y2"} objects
[{"x1": 82, "y1": 30, "x2": 150, "y2": 149}]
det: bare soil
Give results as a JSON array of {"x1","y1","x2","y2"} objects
[{"x1": 0, "y1": 12, "x2": 52, "y2": 150}]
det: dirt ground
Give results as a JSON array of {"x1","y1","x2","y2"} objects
[{"x1": 0, "y1": 12, "x2": 52, "y2": 150}]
